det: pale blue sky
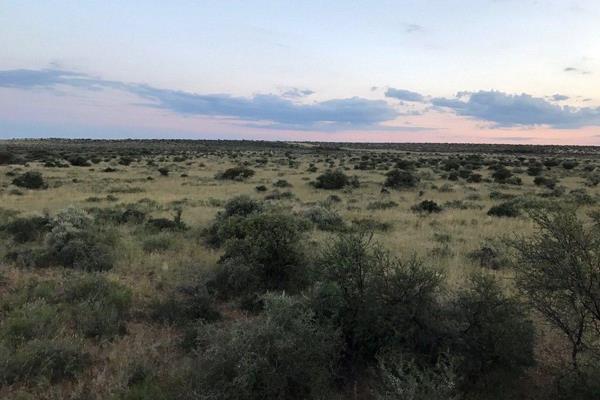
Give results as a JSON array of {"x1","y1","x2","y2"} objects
[{"x1": 1, "y1": 1, "x2": 599, "y2": 143}]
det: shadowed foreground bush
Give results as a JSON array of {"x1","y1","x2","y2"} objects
[{"x1": 189, "y1": 294, "x2": 342, "y2": 400}]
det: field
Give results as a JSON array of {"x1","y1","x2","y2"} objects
[{"x1": 1, "y1": 139, "x2": 600, "y2": 399}]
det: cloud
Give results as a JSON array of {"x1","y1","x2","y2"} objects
[
  {"x1": 280, "y1": 87, "x2": 314, "y2": 98},
  {"x1": 385, "y1": 88, "x2": 425, "y2": 102},
  {"x1": 404, "y1": 23, "x2": 424, "y2": 33},
  {"x1": 0, "y1": 68, "x2": 399, "y2": 130},
  {"x1": 431, "y1": 90, "x2": 600, "y2": 128},
  {"x1": 551, "y1": 94, "x2": 569, "y2": 101},
  {"x1": 564, "y1": 66, "x2": 591, "y2": 75}
]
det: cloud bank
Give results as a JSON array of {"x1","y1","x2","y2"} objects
[
  {"x1": 2, "y1": 69, "x2": 600, "y2": 133},
  {"x1": 0, "y1": 69, "x2": 398, "y2": 130}
]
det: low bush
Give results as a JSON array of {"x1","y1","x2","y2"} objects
[
  {"x1": 367, "y1": 200, "x2": 398, "y2": 210},
  {"x1": 412, "y1": 200, "x2": 442, "y2": 214},
  {"x1": 314, "y1": 170, "x2": 357, "y2": 189},
  {"x1": 62, "y1": 274, "x2": 132, "y2": 339},
  {"x1": 312, "y1": 233, "x2": 444, "y2": 369},
  {"x1": 302, "y1": 206, "x2": 346, "y2": 232},
  {"x1": 0, "y1": 338, "x2": 89, "y2": 385},
  {"x1": 216, "y1": 166, "x2": 255, "y2": 180},
  {"x1": 451, "y1": 274, "x2": 535, "y2": 393},
  {"x1": 189, "y1": 294, "x2": 342, "y2": 400},
  {"x1": 209, "y1": 212, "x2": 309, "y2": 306},
  {"x1": 12, "y1": 171, "x2": 47, "y2": 189},
  {"x1": 45, "y1": 207, "x2": 117, "y2": 271},
  {"x1": 373, "y1": 354, "x2": 459, "y2": 400},
  {"x1": 148, "y1": 280, "x2": 220, "y2": 326},
  {"x1": 2, "y1": 215, "x2": 50, "y2": 243},
  {"x1": 487, "y1": 201, "x2": 520, "y2": 218},
  {"x1": 384, "y1": 169, "x2": 419, "y2": 189}
]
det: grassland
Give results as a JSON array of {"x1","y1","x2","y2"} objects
[{"x1": 1, "y1": 139, "x2": 600, "y2": 399}]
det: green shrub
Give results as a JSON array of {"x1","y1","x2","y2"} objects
[
  {"x1": 0, "y1": 300, "x2": 63, "y2": 347},
  {"x1": 273, "y1": 179, "x2": 291, "y2": 188},
  {"x1": 451, "y1": 274, "x2": 535, "y2": 392},
  {"x1": 205, "y1": 196, "x2": 263, "y2": 247},
  {"x1": 63, "y1": 274, "x2": 132, "y2": 339},
  {"x1": 533, "y1": 175, "x2": 556, "y2": 189},
  {"x1": 384, "y1": 169, "x2": 419, "y2": 189},
  {"x1": 67, "y1": 156, "x2": 91, "y2": 167},
  {"x1": 312, "y1": 233, "x2": 444, "y2": 367},
  {"x1": 39, "y1": 207, "x2": 118, "y2": 271},
  {"x1": 142, "y1": 233, "x2": 174, "y2": 253},
  {"x1": 0, "y1": 338, "x2": 88, "y2": 384},
  {"x1": 209, "y1": 212, "x2": 309, "y2": 306},
  {"x1": 487, "y1": 201, "x2": 520, "y2": 218},
  {"x1": 2, "y1": 215, "x2": 50, "y2": 243},
  {"x1": 302, "y1": 206, "x2": 346, "y2": 231},
  {"x1": 12, "y1": 171, "x2": 47, "y2": 189},
  {"x1": 148, "y1": 281, "x2": 220, "y2": 326},
  {"x1": 314, "y1": 170, "x2": 357, "y2": 189},
  {"x1": 491, "y1": 167, "x2": 512, "y2": 183},
  {"x1": 189, "y1": 294, "x2": 342, "y2": 400},
  {"x1": 367, "y1": 200, "x2": 399, "y2": 210},
  {"x1": 512, "y1": 210, "x2": 600, "y2": 382},
  {"x1": 216, "y1": 166, "x2": 255, "y2": 180},
  {"x1": 466, "y1": 241, "x2": 509, "y2": 269},
  {"x1": 412, "y1": 200, "x2": 442, "y2": 214},
  {"x1": 373, "y1": 354, "x2": 459, "y2": 400},
  {"x1": 157, "y1": 167, "x2": 169, "y2": 176}
]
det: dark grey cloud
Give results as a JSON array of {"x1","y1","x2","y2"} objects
[
  {"x1": 431, "y1": 90, "x2": 600, "y2": 128},
  {"x1": 385, "y1": 88, "x2": 425, "y2": 102},
  {"x1": 0, "y1": 68, "x2": 398, "y2": 130}
]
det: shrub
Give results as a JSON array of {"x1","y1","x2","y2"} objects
[
  {"x1": 209, "y1": 212, "x2": 309, "y2": 306},
  {"x1": 314, "y1": 170, "x2": 356, "y2": 189},
  {"x1": 562, "y1": 160, "x2": 579, "y2": 170},
  {"x1": 467, "y1": 173, "x2": 482, "y2": 183},
  {"x1": 158, "y1": 167, "x2": 169, "y2": 176},
  {"x1": 205, "y1": 196, "x2": 264, "y2": 247},
  {"x1": 2, "y1": 215, "x2": 50, "y2": 243},
  {"x1": 273, "y1": 179, "x2": 292, "y2": 188},
  {"x1": 487, "y1": 201, "x2": 520, "y2": 218},
  {"x1": 350, "y1": 218, "x2": 393, "y2": 232},
  {"x1": 67, "y1": 156, "x2": 91, "y2": 167},
  {"x1": 63, "y1": 274, "x2": 132, "y2": 339},
  {"x1": 142, "y1": 233, "x2": 174, "y2": 253},
  {"x1": 216, "y1": 166, "x2": 255, "y2": 180},
  {"x1": 0, "y1": 338, "x2": 88, "y2": 384},
  {"x1": 367, "y1": 200, "x2": 398, "y2": 210},
  {"x1": 373, "y1": 354, "x2": 459, "y2": 400},
  {"x1": 45, "y1": 207, "x2": 116, "y2": 271},
  {"x1": 533, "y1": 175, "x2": 556, "y2": 189},
  {"x1": 511, "y1": 210, "x2": 600, "y2": 377},
  {"x1": 312, "y1": 233, "x2": 444, "y2": 368},
  {"x1": 148, "y1": 281, "x2": 220, "y2": 326},
  {"x1": 0, "y1": 300, "x2": 63, "y2": 347},
  {"x1": 412, "y1": 200, "x2": 442, "y2": 214},
  {"x1": 384, "y1": 169, "x2": 419, "y2": 189},
  {"x1": 12, "y1": 171, "x2": 47, "y2": 189},
  {"x1": 466, "y1": 241, "x2": 509, "y2": 269},
  {"x1": 491, "y1": 167, "x2": 512, "y2": 183},
  {"x1": 189, "y1": 294, "x2": 342, "y2": 400},
  {"x1": 451, "y1": 274, "x2": 535, "y2": 392},
  {"x1": 255, "y1": 184, "x2": 268, "y2": 192},
  {"x1": 302, "y1": 206, "x2": 346, "y2": 231}
]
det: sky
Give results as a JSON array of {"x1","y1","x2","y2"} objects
[{"x1": 1, "y1": 0, "x2": 600, "y2": 144}]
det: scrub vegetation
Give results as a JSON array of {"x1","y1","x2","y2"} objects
[{"x1": 1, "y1": 139, "x2": 600, "y2": 399}]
